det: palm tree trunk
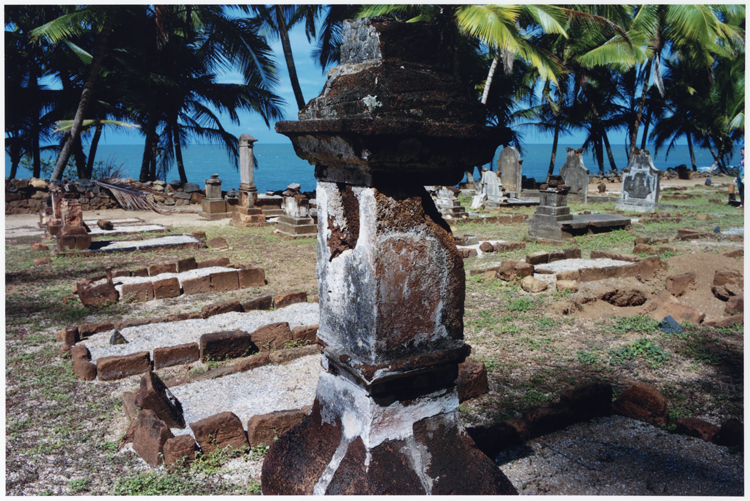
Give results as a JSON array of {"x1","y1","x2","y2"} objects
[
  {"x1": 276, "y1": 6, "x2": 305, "y2": 110},
  {"x1": 50, "y1": 16, "x2": 114, "y2": 180},
  {"x1": 73, "y1": 135, "x2": 87, "y2": 179},
  {"x1": 603, "y1": 131, "x2": 617, "y2": 171},
  {"x1": 9, "y1": 158, "x2": 19, "y2": 179},
  {"x1": 86, "y1": 121, "x2": 103, "y2": 179},
  {"x1": 548, "y1": 120, "x2": 560, "y2": 178},
  {"x1": 629, "y1": 60, "x2": 652, "y2": 158},
  {"x1": 30, "y1": 63, "x2": 42, "y2": 178},
  {"x1": 481, "y1": 51, "x2": 501, "y2": 105},
  {"x1": 588, "y1": 100, "x2": 609, "y2": 173},
  {"x1": 640, "y1": 114, "x2": 651, "y2": 150},
  {"x1": 139, "y1": 116, "x2": 158, "y2": 182},
  {"x1": 687, "y1": 134, "x2": 697, "y2": 171},
  {"x1": 173, "y1": 130, "x2": 188, "y2": 183}
]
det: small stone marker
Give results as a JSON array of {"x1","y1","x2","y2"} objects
[
  {"x1": 135, "y1": 371, "x2": 186, "y2": 428},
  {"x1": 109, "y1": 330, "x2": 128, "y2": 345},
  {"x1": 132, "y1": 409, "x2": 174, "y2": 466},
  {"x1": 615, "y1": 150, "x2": 661, "y2": 212}
]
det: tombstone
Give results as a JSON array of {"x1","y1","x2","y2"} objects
[
  {"x1": 199, "y1": 174, "x2": 230, "y2": 219},
  {"x1": 559, "y1": 148, "x2": 589, "y2": 203},
  {"x1": 497, "y1": 146, "x2": 522, "y2": 196},
  {"x1": 615, "y1": 150, "x2": 661, "y2": 212},
  {"x1": 265, "y1": 17, "x2": 516, "y2": 495},
  {"x1": 435, "y1": 186, "x2": 468, "y2": 220},
  {"x1": 470, "y1": 192, "x2": 487, "y2": 210},
  {"x1": 527, "y1": 190, "x2": 573, "y2": 240},
  {"x1": 274, "y1": 194, "x2": 316, "y2": 238},
  {"x1": 481, "y1": 169, "x2": 505, "y2": 207}
]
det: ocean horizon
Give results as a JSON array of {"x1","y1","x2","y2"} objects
[{"x1": 6, "y1": 141, "x2": 737, "y2": 194}]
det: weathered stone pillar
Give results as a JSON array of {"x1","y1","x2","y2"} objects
[
  {"x1": 238, "y1": 133, "x2": 258, "y2": 208},
  {"x1": 231, "y1": 136, "x2": 266, "y2": 227},
  {"x1": 263, "y1": 17, "x2": 516, "y2": 495}
]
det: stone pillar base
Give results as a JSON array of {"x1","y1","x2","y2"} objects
[
  {"x1": 261, "y1": 371, "x2": 516, "y2": 495},
  {"x1": 230, "y1": 210, "x2": 267, "y2": 228}
]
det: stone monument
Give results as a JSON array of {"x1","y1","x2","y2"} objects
[
  {"x1": 231, "y1": 134, "x2": 266, "y2": 227},
  {"x1": 615, "y1": 150, "x2": 661, "y2": 212},
  {"x1": 559, "y1": 148, "x2": 589, "y2": 203},
  {"x1": 497, "y1": 146, "x2": 522, "y2": 196},
  {"x1": 265, "y1": 17, "x2": 516, "y2": 495},
  {"x1": 274, "y1": 193, "x2": 317, "y2": 238},
  {"x1": 527, "y1": 189, "x2": 573, "y2": 241},
  {"x1": 199, "y1": 174, "x2": 230, "y2": 219},
  {"x1": 435, "y1": 186, "x2": 469, "y2": 220}
]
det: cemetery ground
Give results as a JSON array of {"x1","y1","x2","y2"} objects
[{"x1": 5, "y1": 178, "x2": 744, "y2": 495}]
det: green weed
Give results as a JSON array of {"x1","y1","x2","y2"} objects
[
  {"x1": 113, "y1": 471, "x2": 199, "y2": 495},
  {"x1": 577, "y1": 350, "x2": 598, "y2": 365},
  {"x1": 68, "y1": 478, "x2": 90, "y2": 493},
  {"x1": 609, "y1": 338, "x2": 669, "y2": 367},
  {"x1": 507, "y1": 297, "x2": 536, "y2": 312},
  {"x1": 610, "y1": 315, "x2": 659, "y2": 334}
]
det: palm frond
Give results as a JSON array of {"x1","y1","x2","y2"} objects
[{"x1": 93, "y1": 178, "x2": 176, "y2": 214}]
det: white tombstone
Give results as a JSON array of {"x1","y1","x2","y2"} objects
[
  {"x1": 615, "y1": 150, "x2": 661, "y2": 212},
  {"x1": 481, "y1": 169, "x2": 504, "y2": 206}
]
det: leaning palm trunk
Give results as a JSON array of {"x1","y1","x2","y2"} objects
[
  {"x1": 481, "y1": 52, "x2": 501, "y2": 105},
  {"x1": 85, "y1": 121, "x2": 104, "y2": 178},
  {"x1": 93, "y1": 178, "x2": 175, "y2": 214},
  {"x1": 276, "y1": 6, "x2": 305, "y2": 110},
  {"x1": 50, "y1": 17, "x2": 114, "y2": 181},
  {"x1": 603, "y1": 132, "x2": 616, "y2": 171},
  {"x1": 548, "y1": 119, "x2": 560, "y2": 178},
  {"x1": 687, "y1": 134, "x2": 697, "y2": 171}
]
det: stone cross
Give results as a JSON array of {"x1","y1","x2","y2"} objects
[
  {"x1": 559, "y1": 148, "x2": 589, "y2": 203},
  {"x1": 615, "y1": 150, "x2": 661, "y2": 212},
  {"x1": 265, "y1": 17, "x2": 515, "y2": 495},
  {"x1": 497, "y1": 146, "x2": 522, "y2": 196},
  {"x1": 239, "y1": 134, "x2": 258, "y2": 208}
]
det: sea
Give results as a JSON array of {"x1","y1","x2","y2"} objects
[{"x1": 5, "y1": 142, "x2": 739, "y2": 193}]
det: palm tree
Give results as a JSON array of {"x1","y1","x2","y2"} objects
[
  {"x1": 620, "y1": 4, "x2": 744, "y2": 158},
  {"x1": 118, "y1": 5, "x2": 283, "y2": 182},
  {"x1": 5, "y1": 6, "x2": 66, "y2": 178},
  {"x1": 31, "y1": 5, "x2": 118, "y2": 181}
]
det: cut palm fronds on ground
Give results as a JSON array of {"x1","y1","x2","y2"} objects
[{"x1": 93, "y1": 178, "x2": 175, "y2": 214}]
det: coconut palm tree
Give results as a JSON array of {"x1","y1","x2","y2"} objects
[
  {"x1": 31, "y1": 5, "x2": 119, "y2": 181},
  {"x1": 5, "y1": 6, "x2": 67, "y2": 178},
  {"x1": 618, "y1": 4, "x2": 745, "y2": 158}
]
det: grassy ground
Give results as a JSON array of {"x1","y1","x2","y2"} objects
[{"x1": 5, "y1": 182, "x2": 744, "y2": 494}]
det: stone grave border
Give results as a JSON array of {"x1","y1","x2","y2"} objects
[
  {"x1": 118, "y1": 354, "x2": 491, "y2": 469},
  {"x1": 75, "y1": 257, "x2": 266, "y2": 304},
  {"x1": 61, "y1": 290, "x2": 313, "y2": 381}
]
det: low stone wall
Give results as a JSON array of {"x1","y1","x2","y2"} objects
[{"x1": 5, "y1": 177, "x2": 207, "y2": 215}]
